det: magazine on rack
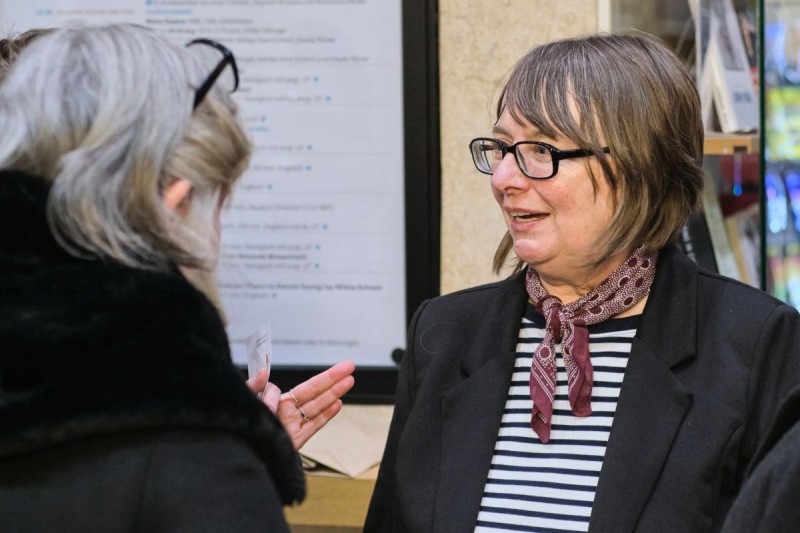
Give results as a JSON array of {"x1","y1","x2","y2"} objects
[{"x1": 691, "y1": 0, "x2": 758, "y2": 133}]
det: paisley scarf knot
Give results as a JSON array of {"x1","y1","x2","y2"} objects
[{"x1": 525, "y1": 244, "x2": 658, "y2": 443}]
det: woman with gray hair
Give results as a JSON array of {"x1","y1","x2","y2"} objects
[
  {"x1": 0, "y1": 23, "x2": 347, "y2": 531},
  {"x1": 0, "y1": 28, "x2": 51, "y2": 81},
  {"x1": 366, "y1": 33, "x2": 800, "y2": 532}
]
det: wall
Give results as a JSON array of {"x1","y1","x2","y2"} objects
[{"x1": 438, "y1": 1, "x2": 599, "y2": 294}]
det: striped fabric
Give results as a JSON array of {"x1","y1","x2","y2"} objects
[{"x1": 475, "y1": 303, "x2": 639, "y2": 533}]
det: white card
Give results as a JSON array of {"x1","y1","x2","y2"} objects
[{"x1": 245, "y1": 324, "x2": 272, "y2": 380}]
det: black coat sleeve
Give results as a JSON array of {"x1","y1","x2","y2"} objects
[
  {"x1": 741, "y1": 304, "x2": 800, "y2": 474},
  {"x1": 138, "y1": 432, "x2": 290, "y2": 533},
  {"x1": 723, "y1": 390, "x2": 800, "y2": 532}
]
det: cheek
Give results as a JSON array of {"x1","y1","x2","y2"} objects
[
  {"x1": 492, "y1": 186, "x2": 504, "y2": 207},
  {"x1": 573, "y1": 197, "x2": 615, "y2": 243},
  {"x1": 489, "y1": 174, "x2": 503, "y2": 197}
]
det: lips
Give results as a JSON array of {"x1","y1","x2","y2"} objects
[{"x1": 508, "y1": 210, "x2": 548, "y2": 223}]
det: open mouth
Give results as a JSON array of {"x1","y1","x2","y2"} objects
[{"x1": 509, "y1": 211, "x2": 547, "y2": 222}]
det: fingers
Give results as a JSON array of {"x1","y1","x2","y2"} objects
[
  {"x1": 288, "y1": 388, "x2": 302, "y2": 407},
  {"x1": 289, "y1": 399, "x2": 344, "y2": 450},
  {"x1": 245, "y1": 368, "x2": 269, "y2": 394},
  {"x1": 285, "y1": 361, "x2": 355, "y2": 407},
  {"x1": 324, "y1": 360, "x2": 356, "y2": 381},
  {"x1": 282, "y1": 373, "x2": 354, "y2": 421},
  {"x1": 262, "y1": 382, "x2": 281, "y2": 414},
  {"x1": 272, "y1": 361, "x2": 356, "y2": 450},
  {"x1": 314, "y1": 398, "x2": 344, "y2": 428}
]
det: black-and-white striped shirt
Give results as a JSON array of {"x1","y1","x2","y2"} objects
[{"x1": 475, "y1": 303, "x2": 639, "y2": 533}]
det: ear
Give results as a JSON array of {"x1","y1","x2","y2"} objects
[{"x1": 162, "y1": 178, "x2": 193, "y2": 218}]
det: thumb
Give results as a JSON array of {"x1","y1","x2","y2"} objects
[{"x1": 245, "y1": 368, "x2": 269, "y2": 393}]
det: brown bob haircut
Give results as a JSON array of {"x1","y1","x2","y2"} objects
[{"x1": 493, "y1": 33, "x2": 704, "y2": 274}]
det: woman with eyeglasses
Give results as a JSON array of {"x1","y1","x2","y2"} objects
[
  {"x1": 366, "y1": 34, "x2": 800, "y2": 532},
  {"x1": 0, "y1": 23, "x2": 355, "y2": 532}
]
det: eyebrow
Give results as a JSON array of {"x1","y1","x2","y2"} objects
[
  {"x1": 491, "y1": 124, "x2": 511, "y2": 136},
  {"x1": 491, "y1": 123, "x2": 561, "y2": 142}
]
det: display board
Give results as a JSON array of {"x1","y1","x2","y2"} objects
[{"x1": 0, "y1": 0, "x2": 440, "y2": 399}]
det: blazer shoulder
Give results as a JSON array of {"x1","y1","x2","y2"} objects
[
  {"x1": 422, "y1": 274, "x2": 524, "y2": 314},
  {"x1": 407, "y1": 274, "x2": 527, "y2": 360},
  {"x1": 696, "y1": 268, "x2": 799, "y2": 318}
]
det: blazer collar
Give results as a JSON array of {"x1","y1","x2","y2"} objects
[
  {"x1": 634, "y1": 244, "x2": 698, "y2": 368},
  {"x1": 458, "y1": 272, "x2": 530, "y2": 376},
  {"x1": 435, "y1": 272, "x2": 529, "y2": 533},
  {"x1": 590, "y1": 244, "x2": 698, "y2": 531},
  {"x1": 453, "y1": 244, "x2": 698, "y2": 376}
]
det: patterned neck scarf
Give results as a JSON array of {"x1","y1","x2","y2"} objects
[{"x1": 525, "y1": 244, "x2": 658, "y2": 443}]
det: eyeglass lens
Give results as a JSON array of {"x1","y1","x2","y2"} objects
[{"x1": 471, "y1": 139, "x2": 554, "y2": 178}]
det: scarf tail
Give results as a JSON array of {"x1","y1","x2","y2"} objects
[{"x1": 525, "y1": 245, "x2": 658, "y2": 441}]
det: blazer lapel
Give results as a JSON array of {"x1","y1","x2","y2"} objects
[
  {"x1": 433, "y1": 274, "x2": 528, "y2": 533},
  {"x1": 590, "y1": 245, "x2": 698, "y2": 532}
]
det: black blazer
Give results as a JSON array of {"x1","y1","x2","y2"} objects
[{"x1": 365, "y1": 245, "x2": 800, "y2": 532}]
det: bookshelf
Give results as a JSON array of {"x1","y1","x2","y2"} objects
[
  {"x1": 702, "y1": 133, "x2": 761, "y2": 287},
  {"x1": 704, "y1": 133, "x2": 758, "y2": 155},
  {"x1": 670, "y1": 132, "x2": 761, "y2": 287},
  {"x1": 606, "y1": 1, "x2": 800, "y2": 311}
]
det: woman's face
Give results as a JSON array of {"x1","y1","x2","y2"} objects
[{"x1": 490, "y1": 109, "x2": 618, "y2": 286}]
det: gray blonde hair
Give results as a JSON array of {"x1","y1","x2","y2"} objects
[
  {"x1": 0, "y1": 23, "x2": 251, "y2": 274},
  {"x1": 0, "y1": 28, "x2": 53, "y2": 82},
  {"x1": 493, "y1": 33, "x2": 704, "y2": 274}
]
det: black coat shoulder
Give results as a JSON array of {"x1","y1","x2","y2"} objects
[
  {"x1": 722, "y1": 389, "x2": 800, "y2": 532},
  {"x1": 0, "y1": 429, "x2": 290, "y2": 533}
]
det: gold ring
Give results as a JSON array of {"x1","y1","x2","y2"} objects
[
  {"x1": 289, "y1": 388, "x2": 302, "y2": 407},
  {"x1": 299, "y1": 408, "x2": 310, "y2": 421}
]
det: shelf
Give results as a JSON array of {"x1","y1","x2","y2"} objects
[{"x1": 703, "y1": 133, "x2": 759, "y2": 155}]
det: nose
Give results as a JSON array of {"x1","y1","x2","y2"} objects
[{"x1": 490, "y1": 152, "x2": 529, "y2": 193}]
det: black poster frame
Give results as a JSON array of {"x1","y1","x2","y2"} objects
[{"x1": 264, "y1": 0, "x2": 441, "y2": 403}]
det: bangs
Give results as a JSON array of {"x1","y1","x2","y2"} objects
[{"x1": 496, "y1": 41, "x2": 605, "y2": 150}]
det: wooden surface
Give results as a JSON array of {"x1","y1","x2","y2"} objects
[
  {"x1": 285, "y1": 465, "x2": 379, "y2": 532},
  {"x1": 285, "y1": 404, "x2": 392, "y2": 533}
]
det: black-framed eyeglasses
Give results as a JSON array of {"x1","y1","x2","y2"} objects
[
  {"x1": 469, "y1": 137, "x2": 610, "y2": 179},
  {"x1": 186, "y1": 38, "x2": 240, "y2": 110}
]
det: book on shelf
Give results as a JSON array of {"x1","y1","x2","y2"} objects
[
  {"x1": 699, "y1": 170, "x2": 741, "y2": 279},
  {"x1": 691, "y1": 0, "x2": 759, "y2": 133},
  {"x1": 725, "y1": 203, "x2": 762, "y2": 287}
]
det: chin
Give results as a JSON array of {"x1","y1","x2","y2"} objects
[{"x1": 512, "y1": 242, "x2": 551, "y2": 270}]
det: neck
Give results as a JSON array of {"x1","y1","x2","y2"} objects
[{"x1": 536, "y1": 250, "x2": 631, "y2": 305}]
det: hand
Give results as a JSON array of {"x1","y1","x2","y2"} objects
[
  {"x1": 246, "y1": 361, "x2": 356, "y2": 450},
  {"x1": 246, "y1": 368, "x2": 282, "y2": 413}
]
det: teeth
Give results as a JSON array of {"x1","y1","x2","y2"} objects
[{"x1": 509, "y1": 211, "x2": 541, "y2": 220}]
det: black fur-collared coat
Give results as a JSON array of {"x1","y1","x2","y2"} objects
[
  {"x1": 722, "y1": 387, "x2": 800, "y2": 532},
  {"x1": 0, "y1": 170, "x2": 305, "y2": 532}
]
